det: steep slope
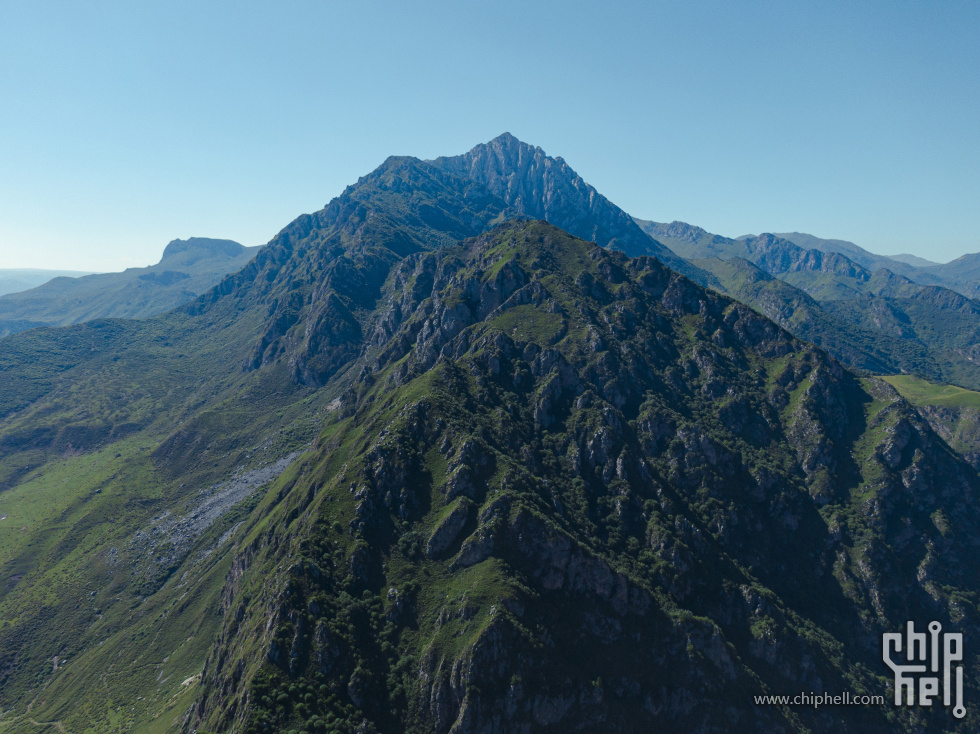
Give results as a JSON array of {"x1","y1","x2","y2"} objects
[
  {"x1": 882, "y1": 375, "x2": 980, "y2": 471},
  {"x1": 823, "y1": 287, "x2": 980, "y2": 389},
  {"x1": 691, "y1": 257, "x2": 929, "y2": 375},
  {"x1": 201, "y1": 155, "x2": 518, "y2": 387},
  {"x1": 432, "y1": 134, "x2": 705, "y2": 282},
  {"x1": 637, "y1": 220, "x2": 900, "y2": 301},
  {"x1": 768, "y1": 232, "x2": 980, "y2": 302},
  {"x1": 633, "y1": 219, "x2": 752, "y2": 261},
  {"x1": 638, "y1": 219, "x2": 980, "y2": 390},
  {"x1": 740, "y1": 229, "x2": 980, "y2": 300},
  {"x1": 921, "y1": 253, "x2": 980, "y2": 300},
  {"x1": 774, "y1": 232, "x2": 980, "y2": 301},
  {"x1": 2, "y1": 142, "x2": 980, "y2": 733},
  {"x1": 182, "y1": 221, "x2": 980, "y2": 733},
  {"x1": 0, "y1": 151, "x2": 523, "y2": 733},
  {"x1": 0, "y1": 238, "x2": 260, "y2": 338}
]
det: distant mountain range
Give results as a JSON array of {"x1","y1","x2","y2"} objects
[
  {"x1": 0, "y1": 268, "x2": 95, "y2": 297},
  {"x1": 1, "y1": 135, "x2": 979, "y2": 733},
  {"x1": 636, "y1": 218, "x2": 980, "y2": 390},
  {"x1": 0, "y1": 237, "x2": 260, "y2": 338},
  {"x1": 753, "y1": 231, "x2": 944, "y2": 282}
]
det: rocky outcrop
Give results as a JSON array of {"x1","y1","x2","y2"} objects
[
  {"x1": 180, "y1": 205, "x2": 980, "y2": 734},
  {"x1": 431, "y1": 134, "x2": 702, "y2": 280},
  {"x1": 427, "y1": 499, "x2": 473, "y2": 559}
]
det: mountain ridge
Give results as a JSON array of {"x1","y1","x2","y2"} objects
[
  {"x1": 636, "y1": 217, "x2": 980, "y2": 390},
  {"x1": 0, "y1": 237, "x2": 261, "y2": 338},
  {"x1": 0, "y1": 137, "x2": 979, "y2": 732},
  {"x1": 432, "y1": 134, "x2": 704, "y2": 282},
  {"x1": 0, "y1": 268, "x2": 96, "y2": 297},
  {"x1": 160, "y1": 236, "x2": 252, "y2": 262}
]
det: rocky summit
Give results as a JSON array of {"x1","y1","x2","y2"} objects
[{"x1": 0, "y1": 136, "x2": 978, "y2": 734}]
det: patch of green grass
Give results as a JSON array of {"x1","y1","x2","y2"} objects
[
  {"x1": 490, "y1": 305, "x2": 563, "y2": 344},
  {"x1": 881, "y1": 374, "x2": 980, "y2": 409}
]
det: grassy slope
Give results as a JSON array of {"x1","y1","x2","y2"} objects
[
  {"x1": 640, "y1": 219, "x2": 980, "y2": 390},
  {"x1": 693, "y1": 257, "x2": 935, "y2": 375},
  {"x1": 0, "y1": 153, "x2": 514, "y2": 732},
  {"x1": 1, "y1": 150, "x2": 979, "y2": 731},
  {"x1": 881, "y1": 374, "x2": 980, "y2": 410},
  {"x1": 0, "y1": 287, "x2": 334, "y2": 732},
  {"x1": 694, "y1": 256, "x2": 980, "y2": 390},
  {"x1": 881, "y1": 375, "x2": 980, "y2": 472},
  {"x1": 186, "y1": 223, "x2": 980, "y2": 733}
]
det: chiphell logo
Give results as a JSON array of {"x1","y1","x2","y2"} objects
[{"x1": 883, "y1": 621, "x2": 965, "y2": 719}]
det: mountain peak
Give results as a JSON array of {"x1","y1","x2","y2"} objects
[
  {"x1": 160, "y1": 237, "x2": 246, "y2": 262},
  {"x1": 635, "y1": 219, "x2": 712, "y2": 245},
  {"x1": 486, "y1": 130, "x2": 529, "y2": 148},
  {"x1": 430, "y1": 136, "x2": 701, "y2": 279},
  {"x1": 447, "y1": 133, "x2": 549, "y2": 178}
]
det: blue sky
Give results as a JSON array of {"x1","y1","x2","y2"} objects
[{"x1": 1, "y1": 0, "x2": 978, "y2": 270}]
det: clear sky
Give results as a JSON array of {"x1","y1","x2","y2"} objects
[{"x1": 1, "y1": 0, "x2": 978, "y2": 271}]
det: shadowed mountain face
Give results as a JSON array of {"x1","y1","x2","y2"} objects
[
  {"x1": 1, "y1": 138, "x2": 979, "y2": 733},
  {"x1": 0, "y1": 237, "x2": 260, "y2": 338},
  {"x1": 212, "y1": 143, "x2": 706, "y2": 388},
  {"x1": 198, "y1": 155, "x2": 519, "y2": 387},
  {"x1": 206, "y1": 221, "x2": 980, "y2": 734},
  {"x1": 637, "y1": 218, "x2": 980, "y2": 390}
]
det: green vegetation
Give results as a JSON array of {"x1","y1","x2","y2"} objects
[
  {"x1": 490, "y1": 304, "x2": 563, "y2": 343},
  {"x1": 641, "y1": 219, "x2": 980, "y2": 392},
  {"x1": 183, "y1": 220, "x2": 980, "y2": 732},
  {"x1": 882, "y1": 374, "x2": 980, "y2": 409},
  {"x1": 1, "y1": 140, "x2": 979, "y2": 732},
  {"x1": 0, "y1": 238, "x2": 260, "y2": 339}
]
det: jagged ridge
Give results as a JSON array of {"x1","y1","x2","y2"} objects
[
  {"x1": 2, "y1": 139, "x2": 980, "y2": 734},
  {"x1": 186, "y1": 221, "x2": 980, "y2": 733}
]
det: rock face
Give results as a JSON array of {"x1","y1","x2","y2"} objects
[
  {"x1": 426, "y1": 499, "x2": 473, "y2": 558},
  {"x1": 4, "y1": 137, "x2": 980, "y2": 734},
  {"x1": 643, "y1": 218, "x2": 980, "y2": 390},
  {"x1": 432, "y1": 133, "x2": 701, "y2": 280},
  {"x1": 221, "y1": 139, "x2": 703, "y2": 391},
  {"x1": 184, "y1": 219, "x2": 980, "y2": 734}
]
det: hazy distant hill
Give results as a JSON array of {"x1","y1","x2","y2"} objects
[
  {"x1": 0, "y1": 268, "x2": 95, "y2": 297},
  {"x1": 0, "y1": 238, "x2": 260, "y2": 337},
  {"x1": 765, "y1": 231, "x2": 980, "y2": 298},
  {"x1": 643, "y1": 221, "x2": 980, "y2": 296},
  {"x1": 918, "y1": 252, "x2": 980, "y2": 299},
  {"x1": 768, "y1": 231, "x2": 944, "y2": 283},
  {"x1": 888, "y1": 252, "x2": 941, "y2": 268}
]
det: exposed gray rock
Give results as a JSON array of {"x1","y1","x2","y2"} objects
[{"x1": 427, "y1": 498, "x2": 474, "y2": 559}]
